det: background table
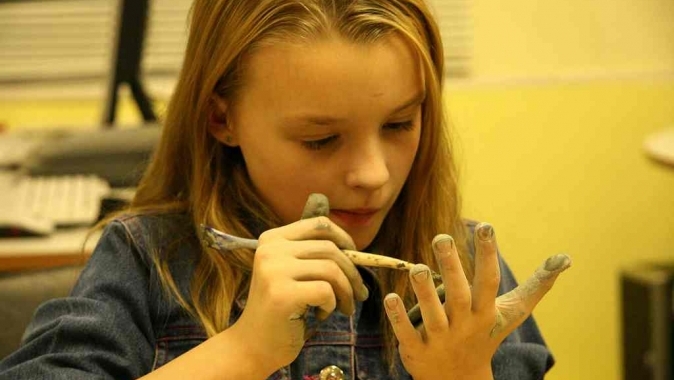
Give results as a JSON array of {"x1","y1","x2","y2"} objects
[{"x1": 0, "y1": 228, "x2": 100, "y2": 271}]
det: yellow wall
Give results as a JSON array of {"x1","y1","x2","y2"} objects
[
  {"x1": 451, "y1": 80, "x2": 674, "y2": 380},
  {"x1": 1, "y1": 1, "x2": 673, "y2": 380},
  {"x1": 459, "y1": 1, "x2": 674, "y2": 379},
  {"x1": 471, "y1": 0, "x2": 674, "y2": 79}
]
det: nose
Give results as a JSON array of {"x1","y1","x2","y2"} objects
[{"x1": 344, "y1": 137, "x2": 390, "y2": 190}]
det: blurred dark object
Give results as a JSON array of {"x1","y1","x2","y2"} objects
[
  {"x1": 98, "y1": 188, "x2": 135, "y2": 221},
  {"x1": 104, "y1": 0, "x2": 156, "y2": 125},
  {"x1": 621, "y1": 262, "x2": 673, "y2": 380},
  {"x1": 13, "y1": 0, "x2": 163, "y2": 188},
  {"x1": 23, "y1": 127, "x2": 160, "y2": 188}
]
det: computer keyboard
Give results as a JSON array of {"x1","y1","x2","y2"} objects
[{"x1": 0, "y1": 172, "x2": 110, "y2": 236}]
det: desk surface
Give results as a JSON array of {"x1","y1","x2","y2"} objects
[
  {"x1": 0, "y1": 228, "x2": 100, "y2": 271},
  {"x1": 644, "y1": 127, "x2": 674, "y2": 167}
]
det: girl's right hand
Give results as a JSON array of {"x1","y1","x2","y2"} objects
[
  {"x1": 383, "y1": 225, "x2": 571, "y2": 380},
  {"x1": 227, "y1": 214, "x2": 370, "y2": 375}
]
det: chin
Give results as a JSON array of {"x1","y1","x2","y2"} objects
[{"x1": 350, "y1": 231, "x2": 378, "y2": 251}]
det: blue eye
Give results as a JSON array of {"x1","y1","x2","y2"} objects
[
  {"x1": 302, "y1": 135, "x2": 338, "y2": 150},
  {"x1": 384, "y1": 120, "x2": 415, "y2": 131}
]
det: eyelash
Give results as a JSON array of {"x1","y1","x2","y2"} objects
[
  {"x1": 385, "y1": 120, "x2": 415, "y2": 132},
  {"x1": 302, "y1": 120, "x2": 415, "y2": 151},
  {"x1": 303, "y1": 135, "x2": 338, "y2": 150}
]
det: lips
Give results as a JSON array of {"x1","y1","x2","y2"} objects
[{"x1": 329, "y1": 208, "x2": 379, "y2": 227}]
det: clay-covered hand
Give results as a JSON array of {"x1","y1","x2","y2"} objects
[
  {"x1": 383, "y1": 223, "x2": 571, "y2": 380},
  {"x1": 227, "y1": 194, "x2": 369, "y2": 376}
]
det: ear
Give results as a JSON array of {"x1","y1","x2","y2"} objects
[{"x1": 208, "y1": 95, "x2": 238, "y2": 147}]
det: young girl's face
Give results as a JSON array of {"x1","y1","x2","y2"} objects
[{"x1": 224, "y1": 34, "x2": 424, "y2": 250}]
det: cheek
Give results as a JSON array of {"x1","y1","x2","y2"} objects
[
  {"x1": 241, "y1": 147, "x2": 328, "y2": 223},
  {"x1": 395, "y1": 134, "x2": 421, "y2": 176}
]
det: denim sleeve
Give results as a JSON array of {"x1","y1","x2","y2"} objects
[{"x1": 0, "y1": 221, "x2": 156, "y2": 380}]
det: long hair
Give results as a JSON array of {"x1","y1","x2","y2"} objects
[{"x1": 122, "y1": 0, "x2": 471, "y2": 371}]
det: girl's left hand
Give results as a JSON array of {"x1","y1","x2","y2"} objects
[{"x1": 383, "y1": 223, "x2": 571, "y2": 380}]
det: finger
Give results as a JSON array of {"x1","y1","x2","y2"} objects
[
  {"x1": 293, "y1": 240, "x2": 369, "y2": 301},
  {"x1": 259, "y1": 216, "x2": 356, "y2": 251},
  {"x1": 407, "y1": 284, "x2": 445, "y2": 327},
  {"x1": 300, "y1": 193, "x2": 352, "y2": 249},
  {"x1": 301, "y1": 193, "x2": 330, "y2": 219},
  {"x1": 259, "y1": 192, "x2": 356, "y2": 250},
  {"x1": 297, "y1": 193, "x2": 367, "y2": 301},
  {"x1": 492, "y1": 254, "x2": 572, "y2": 338},
  {"x1": 471, "y1": 223, "x2": 501, "y2": 312},
  {"x1": 293, "y1": 258, "x2": 356, "y2": 316},
  {"x1": 291, "y1": 281, "x2": 337, "y2": 321},
  {"x1": 432, "y1": 235, "x2": 471, "y2": 319},
  {"x1": 409, "y1": 264, "x2": 447, "y2": 334},
  {"x1": 384, "y1": 293, "x2": 420, "y2": 345}
]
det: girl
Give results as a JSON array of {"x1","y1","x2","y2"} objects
[{"x1": 0, "y1": 0, "x2": 570, "y2": 379}]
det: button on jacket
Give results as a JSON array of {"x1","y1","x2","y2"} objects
[{"x1": 0, "y1": 214, "x2": 554, "y2": 379}]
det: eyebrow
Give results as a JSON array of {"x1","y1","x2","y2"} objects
[
  {"x1": 284, "y1": 90, "x2": 427, "y2": 127},
  {"x1": 391, "y1": 90, "x2": 426, "y2": 114}
]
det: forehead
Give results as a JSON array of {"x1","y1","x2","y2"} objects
[{"x1": 235, "y1": 34, "x2": 425, "y2": 119}]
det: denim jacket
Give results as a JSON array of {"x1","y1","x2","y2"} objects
[{"x1": 0, "y1": 214, "x2": 554, "y2": 379}]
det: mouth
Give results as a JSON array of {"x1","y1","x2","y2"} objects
[{"x1": 329, "y1": 208, "x2": 379, "y2": 227}]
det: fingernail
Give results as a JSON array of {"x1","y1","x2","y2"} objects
[
  {"x1": 411, "y1": 264, "x2": 430, "y2": 282},
  {"x1": 384, "y1": 294, "x2": 399, "y2": 310},
  {"x1": 432, "y1": 234, "x2": 454, "y2": 254},
  {"x1": 477, "y1": 223, "x2": 494, "y2": 241},
  {"x1": 544, "y1": 254, "x2": 572, "y2": 272}
]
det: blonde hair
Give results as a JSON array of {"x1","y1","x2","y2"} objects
[{"x1": 121, "y1": 0, "x2": 471, "y2": 371}]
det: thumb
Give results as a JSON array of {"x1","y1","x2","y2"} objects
[{"x1": 492, "y1": 254, "x2": 572, "y2": 338}]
